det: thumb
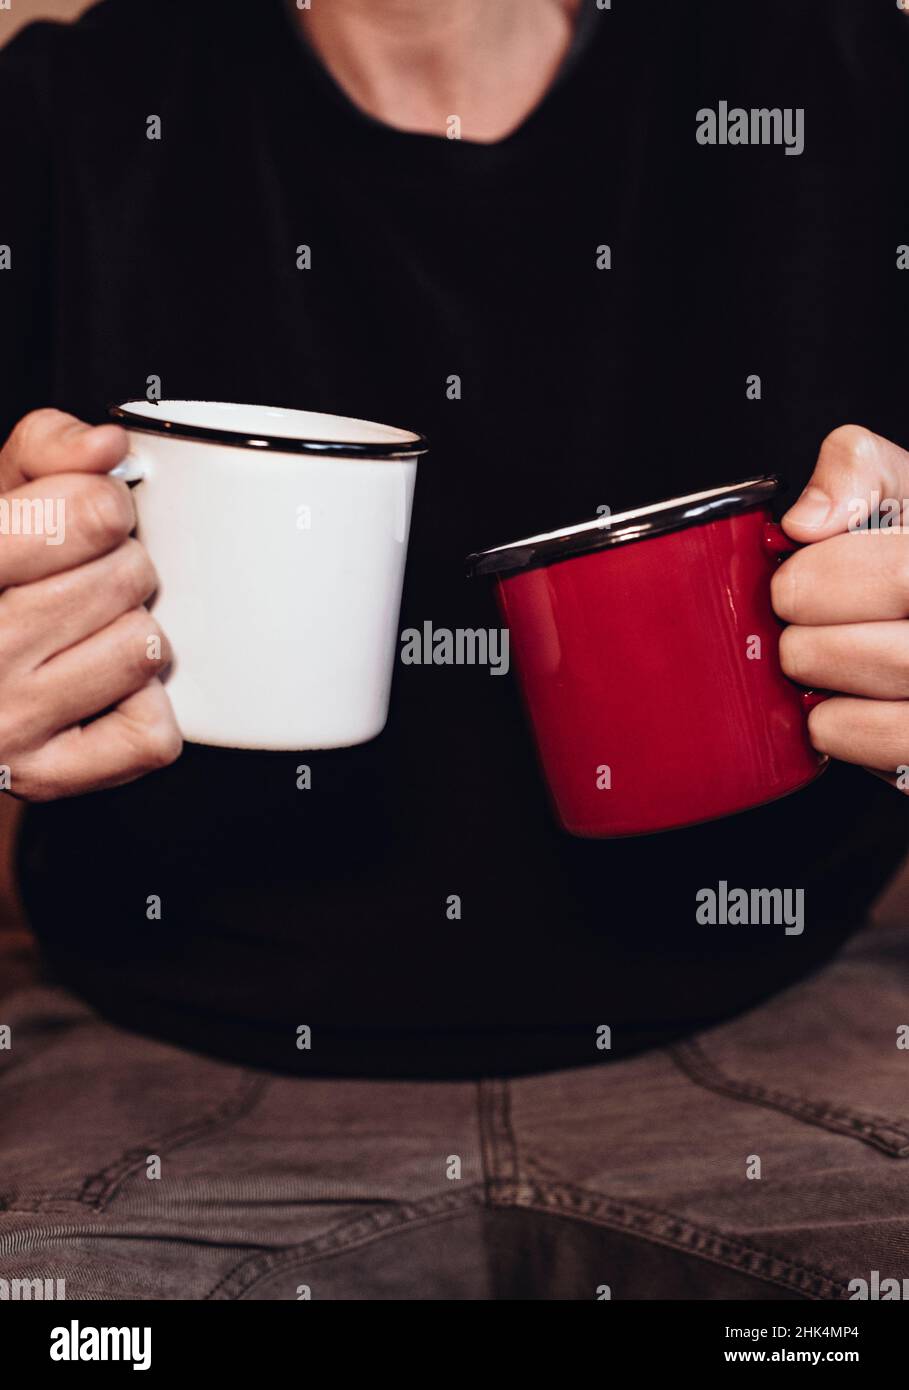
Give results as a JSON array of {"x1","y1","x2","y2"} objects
[
  {"x1": 0, "y1": 408, "x2": 128, "y2": 494},
  {"x1": 782, "y1": 424, "x2": 909, "y2": 542}
]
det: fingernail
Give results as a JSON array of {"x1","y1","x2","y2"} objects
[
  {"x1": 786, "y1": 484, "x2": 831, "y2": 530},
  {"x1": 88, "y1": 423, "x2": 126, "y2": 445}
]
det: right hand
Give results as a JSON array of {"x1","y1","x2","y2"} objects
[{"x1": 0, "y1": 409, "x2": 182, "y2": 801}]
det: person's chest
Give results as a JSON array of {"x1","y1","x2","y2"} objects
[{"x1": 50, "y1": 18, "x2": 894, "y2": 565}]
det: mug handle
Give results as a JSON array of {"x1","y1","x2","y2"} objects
[
  {"x1": 762, "y1": 521, "x2": 829, "y2": 713},
  {"x1": 108, "y1": 452, "x2": 147, "y2": 486}
]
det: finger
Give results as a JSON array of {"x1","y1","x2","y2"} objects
[
  {"x1": 807, "y1": 695, "x2": 909, "y2": 773},
  {"x1": 0, "y1": 409, "x2": 128, "y2": 493},
  {"x1": 0, "y1": 472, "x2": 136, "y2": 586},
  {"x1": 28, "y1": 607, "x2": 171, "y2": 739},
  {"x1": 780, "y1": 620, "x2": 909, "y2": 699},
  {"x1": 771, "y1": 529, "x2": 909, "y2": 625},
  {"x1": 783, "y1": 425, "x2": 909, "y2": 542},
  {"x1": 12, "y1": 678, "x2": 182, "y2": 801},
  {"x1": 0, "y1": 539, "x2": 158, "y2": 668}
]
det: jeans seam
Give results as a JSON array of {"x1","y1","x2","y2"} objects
[
  {"x1": 486, "y1": 1174, "x2": 850, "y2": 1299},
  {"x1": 203, "y1": 1186, "x2": 487, "y2": 1300},
  {"x1": 478, "y1": 1079, "x2": 518, "y2": 1199},
  {"x1": 670, "y1": 1039, "x2": 909, "y2": 1157},
  {"x1": 71, "y1": 1074, "x2": 272, "y2": 1213}
]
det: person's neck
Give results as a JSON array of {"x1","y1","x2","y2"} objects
[{"x1": 296, "y1": 0, "x2": 580, "y2": 144}]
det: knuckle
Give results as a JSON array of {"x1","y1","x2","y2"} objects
[
  {"x1": 777, "y1": 624, "x2": 807, "y2": 682},
  {"x1": 121, "y1": 609, "x2": 170, "y2": 675},
  {"x1": 9, "y1": 769, "x2": 61, "y2": 804},
  {"x1": 7, "y1": 407, "x2": 65, "y2": 458},
  {"x1": 770, "y1": 556, "x2": 801, "y2": 621},
  {"x1": 123, "y1": 698, "x2": 183, "y2": 771},
  {"x1": 820, "y1": 423, "x2": 877, "y2": 467},
  {"x1": 0, "y1": 699, "x2": 47, "y2": 758},
  {"x1": 142, "y1": 721, "x2": 183, "y2": 770},
  {"x1": 806, "y1": 698, "x2": 835, "y2": 753},
  {"x1": 116, "y1": 539, "x2": 158, "y2": 606},
  {"x1": 75, "y1": 476, "x2": 133, "y2": 552},
  {"x1": 0, "y1": 714, "x2": 24, "y2": 760}
]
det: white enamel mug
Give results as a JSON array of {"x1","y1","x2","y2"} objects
[{"x1": 108, "y1": 400, "x2": 427, "y2": 750}]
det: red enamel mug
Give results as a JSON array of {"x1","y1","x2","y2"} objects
[{"x1": 466, "y1": 476, "x2": 827, "y2": 837}]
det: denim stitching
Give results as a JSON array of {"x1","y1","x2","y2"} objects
[
  {"x1": 203, "y1": 1185, "x2": 486, "y2": 1300},
  {"x1": 671, "y1": 1038, "x2": 909, "y2": 1157},
  {"x1": 485, "y1": 1174, "x2": 851, "y2": 1300},
  {"x1": 204, "y1": 1175, "x2": 850, "y2": 1301},
  {"x1": 478, "y1": 1078, "x2": 518, "y2": 1195},
  {"x1": 34, "y1": 1074, "x2": 273, "y2": 1215}
]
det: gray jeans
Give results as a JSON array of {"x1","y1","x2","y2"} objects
[{"x1": 1, "y1": 919, "x2": 908, "y2": 1300}]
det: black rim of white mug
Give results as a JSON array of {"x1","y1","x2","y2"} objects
[{"x1": 108, "y1": 401, "x2": 429, "y2": 459}]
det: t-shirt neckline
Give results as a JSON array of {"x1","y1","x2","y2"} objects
[{"x1": 275, "y1": 0, "x2": 604, "y2": 164}]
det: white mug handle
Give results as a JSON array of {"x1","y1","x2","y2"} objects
[{"x1": 108, "y1": 450, "x2": 147, "y2": 485}]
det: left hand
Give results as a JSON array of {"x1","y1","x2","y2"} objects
[{"x1": 773, "y1": 425, "x2": 909, "y2": 790}]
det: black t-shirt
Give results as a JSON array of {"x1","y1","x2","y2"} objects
[{"x1": 3, "y1": 0, "x2": 909, "y2": 1077}]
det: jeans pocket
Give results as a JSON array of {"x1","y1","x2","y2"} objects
[
  {"x1": 669, "y1": 937, "x2": 909, "y2": 1158},
  {"x1": 671, "y1": 1035, "x2": 909, "y2": 1157},
  {"x1": 0, "y1": 986, "x2": 268, "y2": 1213}
]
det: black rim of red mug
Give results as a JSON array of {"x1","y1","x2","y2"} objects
[{"x1": 465, "y1": 475, "x2": 783, "y2": 578}]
